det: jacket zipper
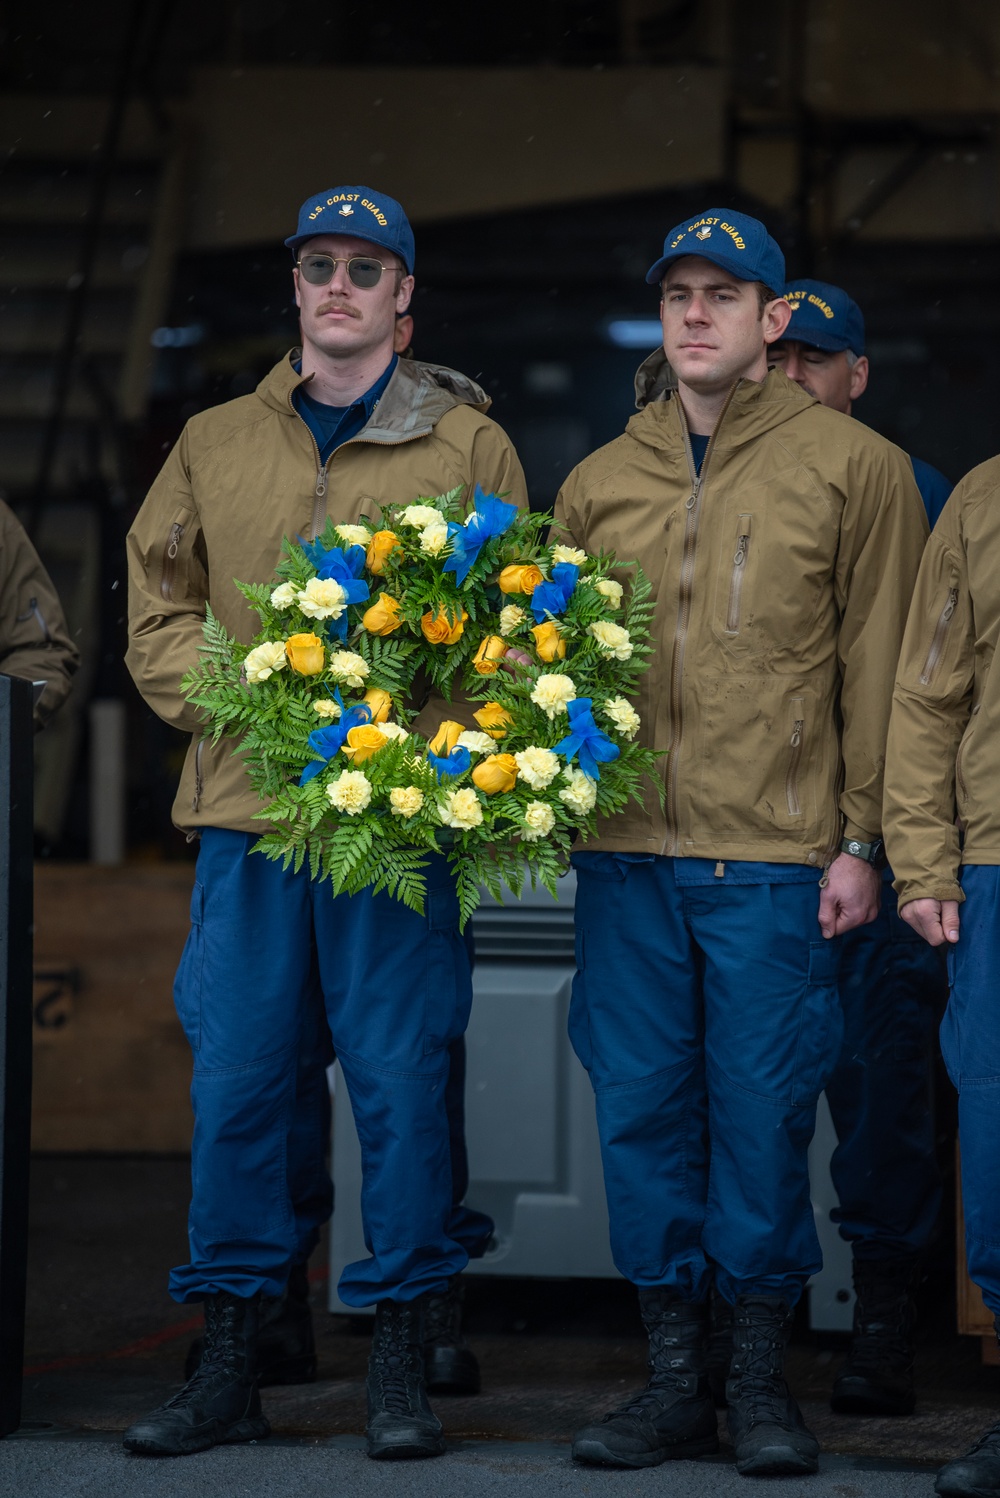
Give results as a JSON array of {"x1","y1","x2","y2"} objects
[
  {"x1": 191, "y1": 739, "x2": 205, "y2": 814},
  {"x1": 310, "y1": 460, "x2": 328, "y2": 542},
  {"x1": 919, "y1": 585, "x2": 958, "y2": 685},
  {"x1": 786, "y1": 701, "x2": 805, "y2": 816},
  {"x1": 160, "y1": 522, "x2": 183, "y2": 602},
  {"x1": 725, "y1": 514, "x2": 752, "y2": 633},
  {"x1": 664, "y1": 385, "x2": 739, "y2": 852}
]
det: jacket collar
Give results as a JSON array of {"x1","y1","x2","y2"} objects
[
  {"x1": 628, "y1": 355, "x2": 817, "y2": 453},
  {"x1": 257, "y1": 352, "x2": 491, "y2": 443}
]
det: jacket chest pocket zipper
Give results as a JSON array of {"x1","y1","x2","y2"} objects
[
  {"x1": 161, "y1": 522, "x2": 184, "y2": 602},
  {"x1": 786, "y1": 700, "x2": 805, "y2": 817},
  {"x1": 192, "y1": 739, "x2": 205, "y2": 813},
  {"x1": 725, "y1": 514, "x2": 752, "y2": 634},
  {"x1": 919, "y1": 586, "x2": 958, "y2": 685}
]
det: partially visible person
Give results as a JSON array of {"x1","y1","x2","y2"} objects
[
  {"x1": 883, "y1": 456, "x2": 1000, "y2": 1498},
  {"x1": 764, "y1": 279, "x2": 950, "y2": 1418},
  {"x1": 770, "y1": 280, "x2": 952, "y2": 525},
  {"x1": 0, "y1": 499, "x2": 78, "y2": 728}
]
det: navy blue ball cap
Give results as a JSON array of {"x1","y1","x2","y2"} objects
[
  {"x1": 285, "y1": 186, "x2": 415, "y2": 273},
  {"x1": 646, "y1": 208, "x2": 785, "y2": 292},
  {"x1": 781, "y1": 278, "x2": 865, "y2": 356}
]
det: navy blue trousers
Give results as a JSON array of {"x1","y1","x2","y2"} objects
[
  {"x1": 570, "y1": 853, "x2": 843, "y2": 1307},
  {"x1": 826, "y1": 881, "x2": 945, "y2": 1261},
  {"x1": 942, "y1": 864, "x2": 1000, "y2": 1315},
  {"x1": 170, "y1": 829, "x2": 490, "y2": 1306}
]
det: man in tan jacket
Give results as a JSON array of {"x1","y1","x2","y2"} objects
[
  {"x1": 0, "y1": 499, "x2": 78, "y2": 729},
  {"x1": 557, "y1": 209, "x2": 926, "y2": 1477},
  {"x1": 884, "y1": 458, "x2": 1000, "y2": 1498},
  {"x1": 123, "y1": 186, "x2": 526, "y2": 1462}
]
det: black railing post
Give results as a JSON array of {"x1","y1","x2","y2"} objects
[{"x1": 0, "y1": 675, "x2": 34, "y2": 1437}]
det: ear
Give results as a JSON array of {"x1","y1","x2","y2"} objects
[
  {"x1": 292, "y1": 265, "x2": 301, "y2": 311},
  {"x1": 849, "y1": 355, "x2": 870, "y2": 401},
  {"x1": 395, "y1": 274, "x2": 415, "y2": 315},
  {"x1": 762, "y1": 296, "x2": 792, "y2": 344}
]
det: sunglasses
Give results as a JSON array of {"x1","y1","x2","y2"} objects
[{"x1": 296, "y1": 253, "x2": 398, "y2": 289}]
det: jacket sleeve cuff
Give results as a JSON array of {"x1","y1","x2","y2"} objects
[
  {"x1": 892, "y1": 879, "x2": 965, "y2": 908},
  {"x1": 841, "y1": 818, "x2": 880, "y2": 846}
]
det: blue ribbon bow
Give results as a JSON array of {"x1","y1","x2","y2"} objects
[
  {"x1": 442, "y1": 485, "x2": 519, "y2": 587},
  {"x1": 297, "y1": 540, "x2": 370, "y2": 640},
  {"x1": 552, "y1": 697, "x2": 620, "y2": 782},
  {"x1": 299, "y1": 694, "x2": 372, "y2": 784},
  {"x1": 427, "y1": 746, "x2": 472, "y2": 780},
  {"x1": 531, "y1": 562, "x2": 579, "y2": 623}
]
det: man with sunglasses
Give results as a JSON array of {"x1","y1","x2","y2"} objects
[{"x1": 124, "y1": 186, "x2": 525, "y2": 1461}]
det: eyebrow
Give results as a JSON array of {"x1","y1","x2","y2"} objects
[{"x1": 664, "y1": 280, "x2": 743, "y2": 293}]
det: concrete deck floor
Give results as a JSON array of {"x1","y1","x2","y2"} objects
[{"x1": 12, "y1": 1157, "x2": 1000, "y2": 1476}]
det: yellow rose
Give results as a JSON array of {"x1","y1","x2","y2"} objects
[
  {"x1": 362, "y1": 594, "x2": 403, "y2": 635},
  {"x1": 474, "y1": 702, "x2": 514, "y2": 740},
  {"x1": 472, "y1": 753, "x2": 518, "y2": 795},
  {"x1": 342, "y1": 724, "x2": 388, "y2": 763},
  {"x1": 472, "y1": 635, "x2": 509, "y2": 676},
  {"x1": 366, "y1": 529, "x2": 401, "y2": 575},
  {"x1": 530, "y1": 621, "x2": 566, "y2": 662},
  {"x1": 421, "y1": 607, "x2": 467, "y2": 645},
  {"x1": 362, "y1": 687, "x2": 393, "y2": 723},
  {"x1": 429, "y1": 720, "x2": 466, "y2": 756},
  {"x1": 285, "y1": 632, "x2": 326, "y2": 675},
  {"x1": 499, "y1": 563, "x2": 545, "y2": 595}
]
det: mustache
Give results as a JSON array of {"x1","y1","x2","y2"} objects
[{"x1": 315, "y1": 300, "x2": 362, "y2": 320}]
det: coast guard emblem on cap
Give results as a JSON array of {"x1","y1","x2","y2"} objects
[
  {"x1": 339, "y1": 204, "x2": 354, "y2": 217},
  {"x1": 696, "y1": 227, "x2": 712, "y2": 240}
]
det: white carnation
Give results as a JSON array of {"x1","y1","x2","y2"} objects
[
  {"x1": 269, "y1": 582, "x2": 298, "y2": 610},
  {"x1": 420, "y1": 521, "x2": 450, "y2": 557},
  {"x1": 312, "y1": 697, "x2": 342, "y2": 719},
  {"x1": 521, "y1": 801, "x2": 556, "y2": 842},
  {"x1": 328, "y1": 650, "x2": 370, "y2": 689},
  {"x1": 594, "y1": 578, "x2": 624, "y2": 608},
  {"x1": 399, "y1": 504, "x2": 444, "y2": 529},
  {"x1": 378, "y1": 721, "x2": 410, "y2": 742},
  {"x1": 530, "y1": 673, "x2": 577, "y2": 719},
  {"x1": 244, "y1": 641, "x2": 288, "y2": 684},
  {"x1": 589, "y1": 620, "x2": 633, "y2": 661},
  {"x1": 296, "y1": 576, "x2": 348, "y2": 620},
  {"x1": 513, "y1": 746, "x2": 560, "y2": 790},
  {"x1": 499, "y1": 604, "x2": 527, "y2": 636},
  {"x1": 326, "y1": 770, "x2": 372, "y2": 815},
  {"x1": 456, "y1": 731, "x2": 498, "y2": 756},
  {"x1": 335, "y1": 523, "x2": 370, "y2": 547},
  {"x1": 603, "y1": 696, "x2": 641, "y2": 740},
  {"x1": 389, "y1": 785, "x2": 424, "y2": 818},
  {"x1": 551, "y1": 544, "x2": 587, "y2": 566},
  {"x1": 559, "y1": 766, "x2": 598, "y2": 815},
  {"x1": 438, "y1": 787, "x2": 484, "y2": 831}
]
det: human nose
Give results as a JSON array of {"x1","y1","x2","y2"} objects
[
  {"x1": 327, "y1": 259, "x2": 354, "y2": 294},
  {"x1": 783, "y1": 351, "x2": 807, "y2": 385},
  {"x1": 683, "y1": 292, "x2": 709, "y2": 324}
]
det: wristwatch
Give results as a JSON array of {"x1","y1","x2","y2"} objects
[{"x1": 840, "y1": 836, "x2": 886, "y2": 869}]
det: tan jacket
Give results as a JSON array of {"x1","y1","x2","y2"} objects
[
  {"x1": 884, "y1": 456, "x2": 1000, "y2": 906},
  {"x1": 126, "y1": 352, "x2": 527, "y2": 834},
  {"x1": 553, "y1": 357, "x2": 927, "y2": 863},
  {"x1": 0, "y1": 500, "x2": 78, "y2": 729}
]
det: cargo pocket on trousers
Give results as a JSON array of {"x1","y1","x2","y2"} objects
[
  {"x1": 423, "y1": 886, "x2": 467, "y2": 1056},
  {"x1": 790, "y1": 939, "x2": 844, "y2": 1106},
  {"x1": 173, "y1": 880, "x2": 205, "y2": 1052}
]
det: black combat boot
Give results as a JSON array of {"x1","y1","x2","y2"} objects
[
  {"x1": 830, "y1": 1255, "x2": 918, "y2": 1416},
  {"x1": 935, "y1": 1315, "x2": 1000, "y2": 1495},
  {"x1": 185, "y1": 1261, "x2": 316, "y2": 1387},
  {"x1": 422, "y1": 1276, "x2": 480, "y2": 1395},
  {"x1": 123, "y1": 1292, "x2": 270, "y2": 1456},
  {"x1": 706, "y1": 1282, "x2": 735, "y2": 1408},
  {"x1": 572, "y1": 1290, "x2": 720, "y2": 1468},
  {"x1": 366, "y1": 1297, "x2": 446, "y2": 1460},
  {"x1": 726, "y1": 1295, "x2": 819, "y2": 1477}
]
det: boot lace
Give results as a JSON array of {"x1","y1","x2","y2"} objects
[
  {"x1": 161, "y1": 1298, "x2": 242, "y2": 1411},
  {"x1": 371, "y1": 1313, "x2": 419, "y2": 1416},
  {"x1": 601, "y1": 1312, "x2": 698, "y2": 1423},
  {"x1": 730, "y1": 1305, "x2": 790, "y2": 1429}
]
